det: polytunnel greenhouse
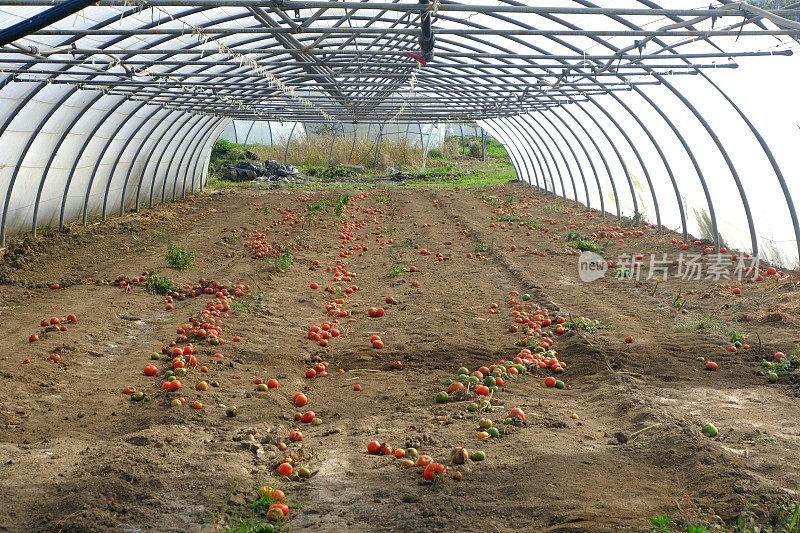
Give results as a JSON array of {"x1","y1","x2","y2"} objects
[{"x1": 1, "y1": 1, "x2": 800, "y2": 532}]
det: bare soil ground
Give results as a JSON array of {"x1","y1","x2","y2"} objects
[{"x1": 0, "y1": 181, "x2": 798, "y2": 532}]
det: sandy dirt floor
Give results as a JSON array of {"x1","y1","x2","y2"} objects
[{"x1": 0, "y1": 181, "x2": 798, "y2": 532}]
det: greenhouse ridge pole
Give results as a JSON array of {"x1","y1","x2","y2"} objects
[{"x1": 0, "y1": 0, "x2": 95, "y2": 47}]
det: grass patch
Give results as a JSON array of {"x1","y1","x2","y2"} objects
[
  {"x1": 225, "y1": 232, "x2": 242, "y2": 244},
  {"x1": 262, "y1": 206, "x2": 270, "y2": 216},
  {"x1": 567, "y1": 230, "x2": 609, "y2": 255},
  {"x1": 675, "y1": 315, "x2": 743, "y2": 344},
  {"x1": 391, "y1": 238, "x2": 416, "y2": 249},
  {"x1": 207, "y1": 176, "x2": 250, "y2": 189},
  {"x1": 145, "y1": 271, "x2": 174, "y2": 295},
  {"x1": 475, "y1": 242, "x2": 491, "y2": 253},
  {"x1": 542, "y1": 202, "x2": 566, "y2": 213},
  {"x1": 273, "y1": 250, "x2": 294, "y2": 272},
  {"x1": 166, "y1": 240, "x2": 195, "y2": 270},
  {"x1": 230, "y1": 294, "x2": 269, "y2": 316}
]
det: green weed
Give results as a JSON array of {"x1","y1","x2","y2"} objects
[
  {"x1": 675, "y1": 315, "x2": 743, "y2": 344},
  {"x1": 560, "y1": 316, "x2": 613, "y2": 333},
  {"x1": 391, "y1": 238, "x2": 416, "y2": 249},
  {"x1": 387, "y1": 264, "x2": 407, "y2": 277},
  {"x1": 230, "y1": 295, "x2": 269, "y2": 316},
  {"x1": 567, "y1": 230, "x2": 609, "y2": 255},
  {"x1": 145, "y1": 271, "x2": 174, "y2": 295},
  {"x1": 166, "y1": 240, "x2": 195, "y2": 270},
  {"x1": 273, "y1": 250, "x2": 294, "y2": 272}
]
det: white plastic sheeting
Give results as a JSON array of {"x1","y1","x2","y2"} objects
[
  {"x1": 0, "y1": 80, "x2": 226, "y2": 241},
  {"x1": 479, "y1": 16, "x2": 800, "y2": 267},
  {"x1": 221, "y1": 120, "x2": 306, "y2": 146},
  {"x1": 0, "y1": 0, "x2": 798, "y2": 267}
]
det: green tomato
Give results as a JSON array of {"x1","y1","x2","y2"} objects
[
  {"x1": 150, "y1": 352, "x2": 161, "y2": 360},
  {"x1": 489, "y1": 385, "x2": 499, "y2": 393},
  {"x1": 458, "y1": 373, "x2": 469, "y2": 382},
  {"x1": 491, "y1": 369, "x2": 502, "y2": 378},
  {"x1": 468, "y1": 376, "x2": 479, "y2": 385},
  {"x1": 257, "y1": 524, "x2": 274, "y2": 533},
  {"x1": 435, "y1": 391, "x2": 449, "y2": 404},
  {"x1": 768, "y1": 372, "x2": 779, "y2": 383},
  {"x1": 457, "y1": 366, "x2": 469, "y2": 376},
  {"x1": 164, "y1": 370, "x2": 175, "y2": 379},
  {"x1": 467, "y1": 403, "x2": 479, "y2": 412},
  {"x1": 487, "y1": 427, "x2": 500, "y2": 438},
  {"x1": 470, "y1": 450, "x2": 486, "y2": 461},
  {"x1": 445, "y1": 379, "x2": 454, "y2": 386},
  {"x1": 478, "y1": 418, "x2": 492, "y2": 429},
  {"x1": 503, "y1": 417, "x2": 512, "y2": 425},
  {"x1": 132, "y1": 391, "x2": 145, "y2": 401},
  {"x1": 522, "y1": 293, "x2": 531, "y2": 301},
  {"x1": 697, "y1": 356, "x2": 705, "y2": 362},
  {"x1": 483, "y1": 376, "x2": 496, "y2": 387},
  {"x1": 734, "y1": 341, "x2": 743, "y2": 349},
  {"x1": 496, "y1": 365, "x2": 506, "y2": 374},
  {"x1": 555, "y1": 380, "x2": 565, "y2": 389},
  {"x1": 702, "y1": 423, "x2": 718, "y2": 437}
]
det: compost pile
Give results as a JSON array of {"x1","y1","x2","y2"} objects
[{"x1": 224, "y1": 160, "x2": 304, "y2": 183}]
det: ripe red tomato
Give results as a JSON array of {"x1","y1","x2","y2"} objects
[
  {"x1": 289, "y1": 430, "x2": 303, "y2": 441},
  {"x1": 269, "y1": 503, "x2": 289, "y2": 517},
  {"x1": 277, "y1": 463, "x2": 293, "y2": 476},
  {"x1": 544, "y1": 376, "x2": 557, "y2": 387},
  {"x1": 305, "y1": 368, "x2": 317, "y2": 378},
  {"x1": 293, "y1": 392, "x2": 308, "y2": 407},
  {"x1": 705, "y1": 361, "x2": 718, "y2": 370},
  {"x1": 475, "y1": 385, "x2": 490, "y2": 396},
  {"x1": 423, "y1": 463, "x2": 446, "y2": 481},
  {"x1": 624, "y1": 335, "x2": 634, "y2": 343},
  {"x1": 143, "y1": 363, "x2": 158, "y2": 376},
  {"x1": 367, "y1": 440, "x2": 381, "y2": 454},
  {"x1": 267, "y1": 378, "x2": 279, "y2": 388},
  {"x1": 310, "y1": 283, "x2": 319, "y2": 289},
  {"x1": 372, "y1": 339, "x2": 384, "y2": 349},
  {"x1": 509, "y1": 407, "x2": 525, "y2": 421}
]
